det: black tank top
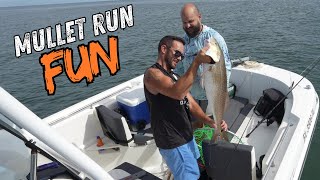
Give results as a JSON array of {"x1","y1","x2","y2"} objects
[{"x1": 144, "y1": 63, "x2": 193, "y2": 149}]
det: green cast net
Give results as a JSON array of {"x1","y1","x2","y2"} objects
[{"x1": 194, "y1": 127, "x2": 243, "y2": 165}]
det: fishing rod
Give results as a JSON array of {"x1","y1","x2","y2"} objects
[{"x1": 246, "y1": 56, "x2": 320, "y2": 137}]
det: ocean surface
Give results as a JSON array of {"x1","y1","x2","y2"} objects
[{"x1": 0, "y1": 0, "x2": 319, "y2": 179}]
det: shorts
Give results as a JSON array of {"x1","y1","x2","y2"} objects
[{"x1": 159, "y1": 138, "x2": 200, "y2": 180}]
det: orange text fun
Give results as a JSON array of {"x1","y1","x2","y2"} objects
[{"x1": 39, "y1": 37, "x2": 120, "y2": 95}]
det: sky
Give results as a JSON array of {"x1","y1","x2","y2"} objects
[{"x1": 0, "y1": 0, "x2": 113, "y2": 7}]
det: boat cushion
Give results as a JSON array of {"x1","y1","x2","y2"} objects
[
  {"x1": 95, "y1": 105, "x2": 133, "y2": 145},
  {"x1": 95, "y1": 105, "x2": 153, "y2": 146},
  {"x1": 109, "y1": 162, "x2": 160, "y2": 180},
  {"x1": 202, "y1": 140, "x2": 255, "y2": 180}
]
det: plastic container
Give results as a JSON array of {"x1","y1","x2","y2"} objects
[{"x1": 116, "y1": 88, "x2": 150, "y2": 126}]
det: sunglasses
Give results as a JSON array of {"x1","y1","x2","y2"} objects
[{"x1": 171, "y1": 49, "x2": 185, "y2": 60}]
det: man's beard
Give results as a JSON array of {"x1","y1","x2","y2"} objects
[
  {"x1": 185, "y1": 22, "x2": 201, "y2": 38},
  {"x1": 164, "y1": 53, "x2": 174, "y2": 70}
]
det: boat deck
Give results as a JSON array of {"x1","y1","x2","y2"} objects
[{"x1": 224, "y1": 96, "x2": 279, "y2": 166}]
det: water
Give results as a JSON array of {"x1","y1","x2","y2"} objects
[{"x1": 0, "y1": 0, "x2": 319, "y2": 179}]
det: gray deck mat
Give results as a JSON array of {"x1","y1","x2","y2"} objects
[{"x1": 223, "y1": 96, "x2": 254, "y2": 133}]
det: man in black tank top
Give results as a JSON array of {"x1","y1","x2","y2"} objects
[{"x1": 144, "y1": 35, "x2": 227, "y2": 179}]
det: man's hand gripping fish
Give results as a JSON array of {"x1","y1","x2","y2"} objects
[{"x1": 201, "y1": 38, "x2": 229, "y2": 142}]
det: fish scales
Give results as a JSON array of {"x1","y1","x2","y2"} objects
[{"x1": 203, "y1": 38, "x2": 229, "y2": 141}]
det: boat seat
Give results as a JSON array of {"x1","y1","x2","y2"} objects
[
  {"x1": 223, "y1": 96, "x2": 254, "y2": 133},
  {"x1": 202, "y1": 140, "x2": 256, "y2": 180},
  {"x1": 109, "y1": 162, "x2": 160, "y2": 180},
  {"x1": 94, "y1": 105, "x2": 153, "y2": 146}
]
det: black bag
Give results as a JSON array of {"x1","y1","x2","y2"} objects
[{"x1": 254, "y1": 88, "x2": 286, "y2": 126}]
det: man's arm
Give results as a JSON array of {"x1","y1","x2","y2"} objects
[
  {"x1": 144, "y1": 49, "x2": 212, "y2": 100},
  {"x1": 187, "y1": 92, "x2": 228, "y2": 131},
  {"x1": 187, "y1": 92, "x2": 213, "y2": 125}
]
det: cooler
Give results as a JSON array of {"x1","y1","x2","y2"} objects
[{"x1": 116, "y1": 88, "x2": 150, "y2": 126}]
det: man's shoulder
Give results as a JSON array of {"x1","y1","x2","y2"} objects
[
  {"x1": 202, "y1": 25, "x2": 221, "y2": 38},
  {"x1": 182, "y1": 33, "x2": 189, "y2": 41},
  {"x1": 145, "y1": 66, "x2": 161, "y2": 76},
  {"x1": 144, "y1": 67, "x2": 167, "y2": 91},
  {"x1": 203, "y1": 26, "x2": 227, "y2": 45}
]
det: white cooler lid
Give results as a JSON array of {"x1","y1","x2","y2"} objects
[{"x1": 116, "y1": 88, "x2": 146, "y2": 107}]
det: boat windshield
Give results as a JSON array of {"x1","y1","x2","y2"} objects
[
  {"x1": 0, "y1": 114, "x2": 31, "y2": 179},
  {"x1": 0, "y1": 114, "x2": 80, "y2": 180}
]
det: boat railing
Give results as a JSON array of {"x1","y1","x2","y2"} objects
[
  {"x1": 46, "y1": 75, "x2": 144, "y2": 126},
  {"x1": 231, "y1": 56, "x2": 251, "y2": 67},
  {"x1": 262, "y1": 122, "x2": 292, "y2": 179},
  {"x1": 0, "y1": 87, "x2": 115, "y2": 179},
  {"x1": 48, "y1": 85, "x2": 132, "y2": 126}
]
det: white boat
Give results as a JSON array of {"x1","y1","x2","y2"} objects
[{"x1": 0, "y1": 58, "x2": 318, "y2": 180}]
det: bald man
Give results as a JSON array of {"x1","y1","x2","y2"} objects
[{"x1": 175, "y1": 3, "x2": 232, "y2": 126}]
